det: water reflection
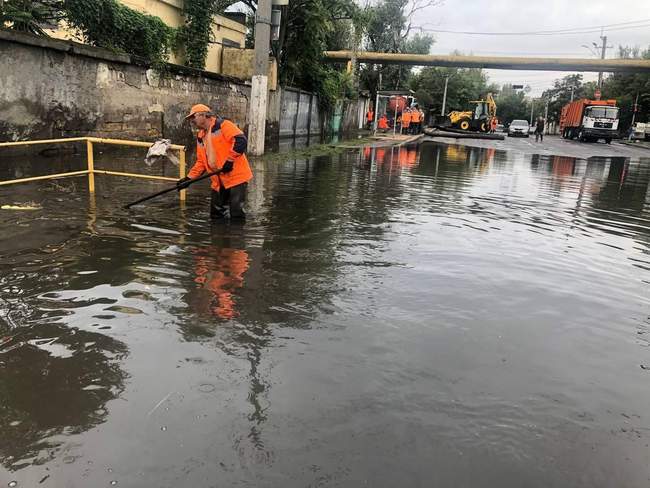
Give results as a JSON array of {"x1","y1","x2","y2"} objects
[
  {"x1": 187, "y1": 227, "x2": 250, "y2": 321},
  {"x1": 1, "y1": 141, "x2": 650, "y2": 486},
  {"x1": 0, "y1": 317, "x2": 127, "y2": 471}
]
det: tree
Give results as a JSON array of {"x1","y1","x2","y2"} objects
[
  {"x1": 601, "y1": 45, "x2": 650, "y2": 129},
  {"x1": 273, "y1": 0, "x2": 361, "y2": 108},
  {"x1": 0, "y1": 0, "x2": 64, "y2": 35},
  {"x1": 359, "y1": 0, "x2": 437, "y2": 97},
  {"x1": 495, "y1": 85, "x2": 529, "y2": 124},
  {"x1": 409, "y1": 66, "x2": 495, "y2": 116},
  {"x1": 540, "y1": 74, "x2": 596, "y2": 125}
]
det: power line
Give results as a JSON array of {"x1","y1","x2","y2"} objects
[{"x1": 416, "y1": 18, "x2": 650, "y2": 36}]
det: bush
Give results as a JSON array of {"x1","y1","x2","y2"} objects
[{"x1": 62, "y1": 0, "x2": 176, "y2": 65}]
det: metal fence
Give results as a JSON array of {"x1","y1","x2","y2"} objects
[
  {"x1": 279, "y1": 87, "x2": 321, "y2": 138},
  {"x1": 0, "y1": 137, "x2": 187, "y2": 201}
]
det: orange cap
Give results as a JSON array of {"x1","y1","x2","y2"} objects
[{"x1": 185, "y1": 103, "x2": 212, "y2": 120}]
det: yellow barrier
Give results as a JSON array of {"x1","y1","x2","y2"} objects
[{"x1": 0, "y1": 137, "x2": 187, "y2": 202}]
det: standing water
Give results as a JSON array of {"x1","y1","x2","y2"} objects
[{"x1": 0, "y1": 142, "x2": 649, "y2": 487}]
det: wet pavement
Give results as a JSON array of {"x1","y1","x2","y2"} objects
[
  {"x1": 1, "y1": 141, "x2": 650, "y2": 487},
  {"x1": 425, "y1": 133, "x2": 650, "y2": 160}
]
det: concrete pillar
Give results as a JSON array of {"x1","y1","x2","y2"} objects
[{"x1": 248, "y1": 0, "x2": 272, "y2": 156}]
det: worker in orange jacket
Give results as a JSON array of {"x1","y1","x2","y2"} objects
[
  {"x1": 366, "y1": 108, "x2": 374, "y2": 129},
  {"x1": 177, "y1": 104, "x2": 253, "y2": 220},
  {"x1": 401, "y1": 109, "x2": 411, "y2": 134},
  {"x1": 378, "y1": 114, "x2": 389, "y2": 132}
]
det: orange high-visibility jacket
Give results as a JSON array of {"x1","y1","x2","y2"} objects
[
  {"x1": 401, "y1": 111, "x2": 411, "y2": 127},
  {"x1": 411, "y1": 111, "x2": 420, "y2": 123},
  {"x1": 188, "y1": 118, "x2": 253, "y2": 191},
  {"x1": 367, "y1": 110, "x2": 374, "y2": 122},
  {"x1": 378, "y1": 116, "x2": 389, "y2": 129}
]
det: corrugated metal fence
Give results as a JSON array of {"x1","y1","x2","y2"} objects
[{"x1": 279, "y1": 87, "x2": 321, "y2": 138}]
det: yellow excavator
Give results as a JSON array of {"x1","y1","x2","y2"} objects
[{"x1": 447, "y1": 93, "x2": 497, "y2": 132}]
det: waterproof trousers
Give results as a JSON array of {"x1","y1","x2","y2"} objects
[{"x1": 210, "y1": 182, "x2": 247, "y2": 220}]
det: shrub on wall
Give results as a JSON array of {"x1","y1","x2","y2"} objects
[
  {"x1": 175, "y1": 0, "x2": 215, "y2": 69},
  {"x1": 1, "y1": 0, "x2": 65, "y2": 36},
  {"x1": 62, "y1": 0, "x2": 176, "y2": 65}
]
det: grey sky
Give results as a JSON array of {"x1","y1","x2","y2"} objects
[{"x1": 415, "y1": 0, "x2": 650, "y2": 95}]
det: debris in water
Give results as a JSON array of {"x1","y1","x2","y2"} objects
[
  {"x1": 8, "y1": 482, "x2": 18, "y2": 487},
  {"x1": 1, "y1": 203, "x2": 41, "y2": 211}
]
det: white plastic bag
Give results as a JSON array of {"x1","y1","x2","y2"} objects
[{"x1": 144, "y1": 139, "x2": 180, "y2": 167}]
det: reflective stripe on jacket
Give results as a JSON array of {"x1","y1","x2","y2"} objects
[{"x1": 188, "y1": 118, "x2": 253, "y2": 190}]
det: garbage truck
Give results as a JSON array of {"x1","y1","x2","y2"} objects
[{"x1": 560, "y1": 98, "x2": 619, "y2": 144}]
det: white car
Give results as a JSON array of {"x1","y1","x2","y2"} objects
[{"x1": 508, "y1": 120, "x2": 530, "y2": 137}]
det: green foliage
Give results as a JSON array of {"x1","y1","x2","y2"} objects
[
  {"x1": 600, "y1": 46, "x2": 650, "y2": 128},
  {"x1": 409, "y1": 66, "x2": 493, "y2": 115},
  {"x1": 1, "y1": 0, "x2": 64, "y2": 36},
  {"x1": 62, "y1": 0, "x2": 175, "y2": 65},
  {"x1": 360, "y1": 0, "x2": 435, "y2": 93},
  {"x1": 540, "y1": 74, "x2": 594, "y2": 124},
  {"x1": 495, "y1": 84, "x2": 531, "y2": 124},
  {"x1": 176, "y1": 0, "x2": 214, "y2": 69},
  {"x1": 278, "y1": 0, "x2": 360, "y2": 109}
]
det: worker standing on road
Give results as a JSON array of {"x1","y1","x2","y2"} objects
[
  {"x1": 366, "y1": 107, "x2": 374, "y2": 130},
  {"x1": 401, "y1": 108, "x2": 412, "y2": 135},
  {"x1": 535, "y1": 115, "x2": 545, "y2": 142},
  {"x1": 177, "y1": 104, "x2": 253, "y2": 221},
  {"x1": 490, "y1": 117, "x2": 498, "y2": 133}
]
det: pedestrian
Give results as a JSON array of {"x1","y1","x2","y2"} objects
[
  {"x1": 177, "y1": 103, "x2": 253, "y2": 220},
  {"x1": 535, "y1": 115, "x2": 545, "y2": 142},
  {"x1": 410, "y1": 105, "x2": 420, "y2": 134},
  {"x1": 490, "y1": 117, "x2": 498, "y2": 133},
  {"x1": 366, "y1": 107, "x2": 374, "y2": 130}
]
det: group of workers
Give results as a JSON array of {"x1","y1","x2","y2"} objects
[{"x1": 366, "y1": 106, "x2": 426, "y2": 134}]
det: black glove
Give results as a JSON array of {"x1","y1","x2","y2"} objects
[
  {"x1": 176, "y1": 176, "x2": 191, "y2": 191},
  {"x1": 221, "y1": 160, "x2": 234, "y2": 173}
]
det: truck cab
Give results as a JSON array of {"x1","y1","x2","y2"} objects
[{"x1": 581, "y1": 105, "x2": 619, "y2": 141}]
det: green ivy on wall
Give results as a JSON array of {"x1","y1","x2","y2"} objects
[
  {"x1": 63, "y1": 0, "x2": 176, "y2": 66},
  {"x1": 176, "y1": 0, "x2": 215, "y2": 70}
]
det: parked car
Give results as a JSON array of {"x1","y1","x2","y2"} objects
[
  {"x1": 496, "y1": 124, "x2": 505, "y2": 132},
  {"x1": 508, "y1": 120, "x2": 530, "y2": 137},
  {"x1": 630, "y1": 122, "x2": 649, "y2": 141}
]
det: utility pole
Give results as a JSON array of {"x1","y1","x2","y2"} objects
[
  {"x1": 530, "y1": 98, "x2": 534, "y2": 125},
  {"x1": 441, "y1": 75, "x2": 449, "y2": 116},
  {"x1": 248, "y1": 0, "x2": 272, "y2": 155},
  {"x1": 544, "y1": 99, "x2": 549, "y2": 134},
  {"x1": 594, "y1": 31, "x2": 612, "y2": 89},
  {"x1": 570, "y1": 86, "x2": 575, "y2": 102},
  {"x1": 631, "y1": 92, "x2": 639, "y2": 126}
]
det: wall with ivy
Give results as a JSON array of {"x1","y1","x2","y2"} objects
[{"x1": 0, "y1": 30, "x2": 252, "y2": 143}]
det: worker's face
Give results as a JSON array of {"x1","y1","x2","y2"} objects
[{"x1": 190, "y1": 112, "x2": 210, "y2": 130}]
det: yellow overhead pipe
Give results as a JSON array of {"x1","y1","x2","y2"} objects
[{"x1": 324, "y1": 51, "x2": 650, "y2": 73}]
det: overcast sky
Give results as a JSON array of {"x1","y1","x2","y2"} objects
[{"x1": 414, "y1": 0, "x2": 650, "y2": 95}]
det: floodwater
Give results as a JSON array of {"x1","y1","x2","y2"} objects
[{"x1": 1, "y1": 141, "x2": 649, "y2": 487}]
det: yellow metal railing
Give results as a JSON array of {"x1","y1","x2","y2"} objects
[{"x1": 0, "y1": 137, "x2": 187, "y2": 201}]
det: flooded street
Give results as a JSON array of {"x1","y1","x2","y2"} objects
[{"x1": 1, "y1": 142, "x2": 650, "y2": 487}]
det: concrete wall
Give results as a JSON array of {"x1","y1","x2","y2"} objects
[
  {"x1": 0, "y1": 30, "x2": 250, "y2": 143},
  {"x1": 0, "y1": 31, "x2": 365, "y2": 148},
  {"x1": 47, "y1": 0, "x2": 247, "y2": 74}
]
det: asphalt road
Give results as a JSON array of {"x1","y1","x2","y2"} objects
[{"x1": 423, "y1": 133, "x2": 650, "y2": 160}]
